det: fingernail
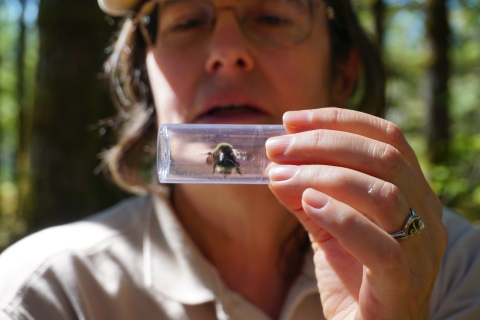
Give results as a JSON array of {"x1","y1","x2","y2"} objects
[
  {"x1": 283, "y1": 110, "x2": 312, "y2": 129},
  {"x1": 303, "y1": 188, "x2": 329, "y2": 209},
  {"x1": 268, "y1": 165, "x2": 299, "y2": 182},
  {"x1": 266, "y1": 135, "x2": 293, "y2": 156}
]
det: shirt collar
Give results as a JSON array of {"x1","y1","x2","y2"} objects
[
  {"x1": 145, "y1": 193, "x2": 319, "y2": 313},
  {"x1": 145, "y1": 192, "x2": 218, "y2": 304},
  {"x1": 279, "y1": 252, "x2": 319, "y2": 319}
]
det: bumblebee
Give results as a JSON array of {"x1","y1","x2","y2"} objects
[{"x1": 206, "y1": 142, "x2": 243, "y2": 178}]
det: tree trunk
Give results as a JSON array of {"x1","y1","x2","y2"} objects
[
  {"x1": 15, "y1": 0, "x2": 30, "y2": 225},
  {"x1": 425, "y1": 0, "x2": 450, "y2": 164},
  {"x1": 0, "y1": 1, "x2": 5, "y2": 209},
  {"x1": 372, "y1": 0, "x2": 385, "y2": 53},
  {"x1": 26, "y1": 0, "x2": 127, "y2": 231}
]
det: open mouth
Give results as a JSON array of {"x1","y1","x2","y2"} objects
[{"x1": 203, "y1": 104, "x2": 264, "y2": 117}]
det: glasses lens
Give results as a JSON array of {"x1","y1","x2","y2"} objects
[
  {"x1": 241, "y1": 0, "x2": 314, "y2": 46},
  {"x1": 138, "y1": 0, "x2": 314, "y2": 50},
  {"x1": 139, "y1": 0, "x2": 213, "y2": 50}
]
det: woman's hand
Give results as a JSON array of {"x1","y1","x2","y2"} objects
[{"x1": 266, "y1": 108, "x2": 447, "y2": 320}]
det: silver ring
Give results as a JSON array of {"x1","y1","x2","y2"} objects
[{"x1": 390, "y1": 208, "x2": 425, "y2": 240}]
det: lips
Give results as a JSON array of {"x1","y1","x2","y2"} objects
[
  {"x1": 195, "y1": 93, "x2": 270, "y2": 124},
  {"x1": 203, "y1": 104, "x2": 262, "y2": 116},
  {"x1": 196, "y1": 104, "x2": 268, "y2": 124}
]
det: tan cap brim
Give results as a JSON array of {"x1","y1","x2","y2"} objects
[{"x1": 98, "y1": 0, "x2": 140, "y2": 16}]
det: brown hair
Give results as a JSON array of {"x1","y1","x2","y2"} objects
[{"x1": 102, "y1": 0, "x2": 385, "y2": 193}]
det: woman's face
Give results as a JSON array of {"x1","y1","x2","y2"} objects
[{"x1": 146, "y1": 0, "x2": 337, "y2": 125}]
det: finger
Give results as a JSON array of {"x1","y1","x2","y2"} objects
[
  {"x1": 268, "y1": 164, "x2": 410, "y2": 234},
  {"x1": 302, "y1": 188, "x2": 414, "y2": 318},
  {"x1": 269, "y1": 164, "x2": 447, "y2": 292},
  {"x1": 280, "y1": 107, "x2": 443, "y2": 217},
  {"x1": 282, "y1": 107, "x2": 422, "y2": 175},
  {"x1": 266, "y1": 129, "x2": 430, "y2": 210},
  {"x1": 302, "y1": 188, "x2": 407, "y2": 268},
  {"x1": 268, "y1": 181, "x2": 328, "y2": 241}
]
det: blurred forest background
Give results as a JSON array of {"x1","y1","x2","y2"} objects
[{"x1": 0, "y1": 0, "x2": 479, "y2": 251}]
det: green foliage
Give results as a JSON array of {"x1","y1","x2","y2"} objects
[
  {"x1": 428, "y1": 133, "x2": 480, "y2": 222},
  {"x1": 0, "y1": 1, "x2": 37, "y2": 250},
  {"x1": 357, "y1": 0, "x2": 480, "y2": 222},
  {"x1": 430, "y1": 2, "x2": 480, "y2": 223}
]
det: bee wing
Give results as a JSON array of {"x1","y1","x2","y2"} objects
[{"x1": 233, "y1": 149, "x2": 255, "y2": 161}]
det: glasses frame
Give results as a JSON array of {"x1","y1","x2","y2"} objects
[{"x1": 133, "y1": 0, "x2": 334, "y2": 51}]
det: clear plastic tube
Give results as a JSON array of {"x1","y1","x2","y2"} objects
[{"x1": 157, "y1": 124, "x2": 287, "y2": 184}]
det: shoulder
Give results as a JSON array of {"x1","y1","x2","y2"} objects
[
  {"x1": 429, "y1": 207, "x2": 480, "y2": 319},
  {"x1": 441, "y1": 207, "x2": 479, "y2": 243},
  {"x1": 440, "y1": 207, "x2": 480, "y2": 266},
  {"x1": 0, "y1": 195, "x2": 154, "y2": 317}
]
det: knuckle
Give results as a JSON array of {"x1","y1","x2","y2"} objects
[
  {"x1": 323, "y1": 107, "x2": 341, "y2": 126},
  {"x1": 385, "y1": 121, "x2": 413, "y2": 162},
  {"x1": 337, "y1": 209, "x2": 359, "y2": 230},
  {"x1": 378, "y1": 143, "x2": 403, "y2": 172},
  {"x1": 377, "y1": 181, "x2": 404, "y2": 214},
  {"x1": 385, "y1": 121, "x2": 405, "y2": 147},
  {"x1": 306, "y1": 130, "x2": 324, "y2": 151}
]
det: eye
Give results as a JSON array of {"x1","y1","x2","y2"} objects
[
  {"x1": 255, "y1": 14, "x2": 291, "y2": 26},
  {"x1": 171, "y1": 18, "x2": 207, "y2": 31},
  {"x1": 159, "y1": 1, "x2": 213, "y2": 34}
]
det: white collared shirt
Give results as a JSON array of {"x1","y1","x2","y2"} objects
[
  {"x1": 0, "y1": 194, "x2": 479, "y2": 319},
  {"x1": 0, "y1": 194, "x2": 322, "y2": 320}
]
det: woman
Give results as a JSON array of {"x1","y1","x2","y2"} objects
[{"x1": 1, "y1": 0, "x2": 479, "y2": 319}]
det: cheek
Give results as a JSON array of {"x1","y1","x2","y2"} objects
[
  {"x1": 296, "y1": 35, "x2": 332, "y2": 107},
  {"x1": 146, "y1": 51, "x2": 199, "y2": 124},
  {"x1": 259, "y1": 37, "x2": 332, "y2": 113},
  {"x1": 146, "y1": 53, "x2": 176, "y2": 123}
]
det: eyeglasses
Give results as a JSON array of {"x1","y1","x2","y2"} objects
[{"x1": 134, "y1": 0, "x2": 332, "y2": 51}]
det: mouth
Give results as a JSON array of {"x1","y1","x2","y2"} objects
[
  {"x1": 203, "y1": 104, "x2": 261, "y2": 116},
  {"x1": 196, "y1": 103, "x2": 268, "y2": 124}
]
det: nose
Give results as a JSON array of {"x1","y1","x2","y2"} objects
[{"x1": 204, "y1": 11, "x2": 255, "y2": 74}]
